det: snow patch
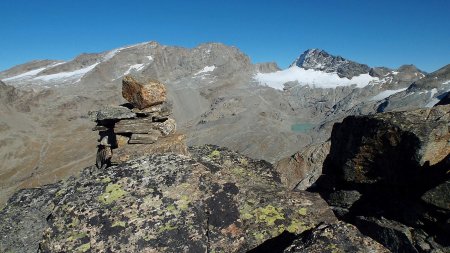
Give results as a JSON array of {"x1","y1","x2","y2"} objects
[
  {"x1": 370, "y1": 88, "x2": 407, "y2": 101},
  {"x1": 254, "y1": 66, "x2": 378, "y2": 90},
  {"x1": 146, "y1": 56, "x2": 153, "y2": 61},
  {"x1": 195, "y1": 66, "x2": 216, "y2": 75},
  {"x1": 425, "y1": 88, "x2": 439, "y2": 107},
  {"x1": 3, "y1": 67, "x2": 47, "y2": 81},
  {"x1": 443, "y1": 80, "x2": 450, "y2": 85},
  {"x1": 34, "y1": 63, "x2": 99, "y2": 81},
  {"x1": 3, "y1": 62, "x2": 66, "y2": 81},
  {"x1": 103, "y1": 49, "x2": 120, "y2": 61},
  {"x1": 124, "y1": 64, "x2": 145, "y2": 75}
]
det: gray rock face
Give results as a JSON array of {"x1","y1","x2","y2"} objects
[{"x1": 290, "y1": 49, "x2": 371, "y2": 79}]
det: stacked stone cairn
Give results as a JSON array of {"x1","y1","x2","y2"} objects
[{"x1": 90, "y1": 75, "x2": 188, "y2": 169}]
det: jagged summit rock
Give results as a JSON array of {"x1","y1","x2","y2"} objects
[{"x1": 290, "y1": 49, "x2": 371, "y2": 79}]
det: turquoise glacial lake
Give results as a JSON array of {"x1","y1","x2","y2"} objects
[{"x1": 291, "y1": 123, "x2": 315, "y2": 132}]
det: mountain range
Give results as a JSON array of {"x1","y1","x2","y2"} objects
[{"x1": 0, "y1": 41, "x2": 449, "y2": 206}]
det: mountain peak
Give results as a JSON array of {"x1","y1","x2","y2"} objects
[{"x1": 291, "y1": 49, "x2": 371, "y2": 79}]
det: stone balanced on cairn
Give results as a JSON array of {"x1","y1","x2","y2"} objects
[{"x1": 90, "y1": 75, "x2": 188, "y2": 169}]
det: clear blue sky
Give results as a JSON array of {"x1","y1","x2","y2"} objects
[{"x1": 1, "y1": 0, "x2": 449, "y2": 72}]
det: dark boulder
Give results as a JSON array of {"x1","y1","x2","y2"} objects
[{"x1": 315, "y1": 104, "x2": 450, "y2": 252}]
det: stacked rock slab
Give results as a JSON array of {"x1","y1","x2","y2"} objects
[{"x1": 91, "y1": 75, "x2": 188, "y2": 169}]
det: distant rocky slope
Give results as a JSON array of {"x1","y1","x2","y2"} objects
[{"x1": 0, "y1": 41, "x2": 449, "y2": 208}]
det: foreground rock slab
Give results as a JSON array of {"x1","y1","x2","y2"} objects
[{"x1": 39, "y1": 145, "x2": 337, "y2": 252}]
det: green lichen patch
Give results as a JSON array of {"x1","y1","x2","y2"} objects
[
  {"x1": 76, "y1": 242, "x2": 91, "y2": 252},
  {"x1": 112, "y1": 221, "x2": 126, "y2": 227},
  {"x1": 67, "y1": 232, "x2": 88, "y2": 241},
  {"x1": 209, "y1": 150, "x2": 221, "y2": 159},
  {"x1": 298, "y1": 207, "x2": 308, "y2": 216},
  {"x1": 256, "y1": 205, "x2": 285, "y2": 226},
  {"x1": 101, "y1": 177, "x2": 112, "y2": 183},
  {"x1": 98, "y1": 183, "x2": 127, "y2": 204},
  {"x1": 158, "y1": 223, "x2": 178, "y2": 233},
  {"x1": 239, "y1": 157, "x2": 248, "y2": 166},
  {"x1": 286, "y1": 219, "x2": 307, "y2": 234}
]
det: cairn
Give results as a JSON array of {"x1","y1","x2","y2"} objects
[{"x1": 90, "y1": 75, "x2": 188, "y2": 169}]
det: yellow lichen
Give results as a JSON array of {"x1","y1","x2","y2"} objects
[
  {"x1": 177, "y1": 195, "x2": 190, "y2": 210},
  {"x1": 209, "y1": 150, "x2": 221, "y2": 159},
  {"x1": 112, "y1": 221, "x2": 126, "y2": 227},
  {"x1": 67, "y1": 232, "x2": 88, "y2": 241},
  {"x1": 76, "y1": 243, "x2": 91, "y2": 253},
  {"x1": 101, "y1": 177, "x2": 111, "y2": 183},
  {"x1": 158, "y1": 223, "x2": 177, "y2": 233},
  {"x1": 298, "y1": 207, "x2": 307, "y2": 216},
  {"x1": 254, "y1": 205, "x2": 285, "y2": 226},
  {"x1": 239, "y1": 157, "x2": 248, "y2": 166},
  {"x1": 166, "y1": 204, "x2": 176, "y2": 211},
  {"x1": 253, "y1": 231, "x2": 266, "y2": 241},
  {"x1": 286, "y1": 219, "x2": 306, "y2": 233},
  {"x1": 98, "y1": 183, "x2": 127, "y2": 204}
]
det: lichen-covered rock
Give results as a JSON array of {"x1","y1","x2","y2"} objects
[
  {"x1": 122, "y1": 75, "x2": 167, "y2": 109},
  {"x1": 39, "y1": 145, "x2": 337, "y2": 252},
  {"x1": 283, "y1": 221, "x2": 389, "y2": 253},
  {"x1": 275, "y1": 141, "x2": 330, "y2": 190}
]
